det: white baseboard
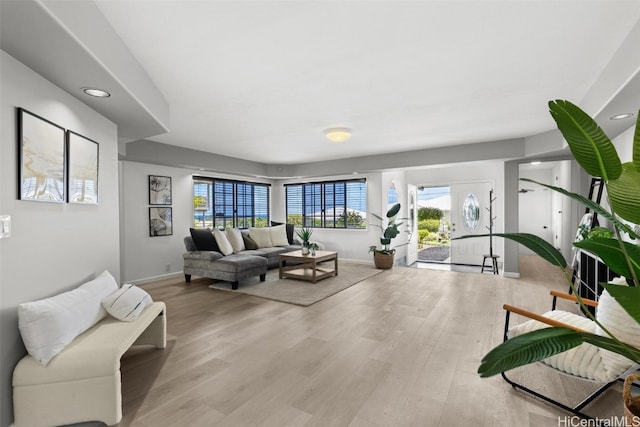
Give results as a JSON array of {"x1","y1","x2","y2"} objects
[
  {"x1": 128, "y1": 271, "x2": 184, "y2": 286},
  {"x1": 502, "y1": 271, "x2": 520, "y2": 278}
]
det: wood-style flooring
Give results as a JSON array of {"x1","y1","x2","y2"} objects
[{"x1": 114, "y1": 256, "x2": 622, "y2": 427}]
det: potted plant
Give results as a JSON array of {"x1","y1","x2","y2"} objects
[
  {"x1": 456, "y1": 101, "x2": 640, "y2": 384},
  {"x1": 369, "y1": 203, "x2": 403, "y2": 269},
  {"x1": 296, "y1": 227, "x2": 313, "y2": 255},
  {"x1": 309, "y1": 242, "x2": 319, "y2": 256}
]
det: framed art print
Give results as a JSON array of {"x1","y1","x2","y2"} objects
[
  {"x1": 18, "y1": 108, "x2": 66, "y2": 202},
  {"x1": 67, "y1": 131, "x2": 99, "y2": 204},
  {"x1": 149, "y1": 175, "x2": 172, "y2": 205},
  {"x1": 149, "y1": 207, "x2": 173, "y2": 236}
]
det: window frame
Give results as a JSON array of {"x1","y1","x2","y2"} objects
[
  {"x1": 285, "y1": 178, "x2": 366, "y2": 229},
  {"x1": 192, "y1": 176, "x2": 270, "y2": 229}
]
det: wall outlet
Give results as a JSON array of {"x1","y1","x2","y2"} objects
[
  {"x1": 0, "y1": 215, "x2": 11, "y2": 238},
  {"x1": 165, "y1": 264, "x2": 171, "y2": 273}
]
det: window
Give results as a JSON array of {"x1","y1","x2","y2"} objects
[
  {"x1": 193, "y1": 177, "x2": 270, "y2": 229},
  {"x1": 285, "y1": 179, "x2": 366, "y2": 229}
]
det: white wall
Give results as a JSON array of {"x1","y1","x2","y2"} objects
[
  {"x1": 406, "y1": 161, "x2": 506, "y2": 263},
  {"x1": 518, "y1": 167, "x2": 554, "y2": 255},
  {"x1": 0, "y1": 51, "x2": 119, "y2": 426},
  {"x1": 120, "y1": 161, "x2": 276, "y2": 282}
]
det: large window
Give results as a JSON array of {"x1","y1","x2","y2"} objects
[
  {"x1": 285, "y1": 179, "x2": 366, "y2": 229},
  {"x1": 193, "y1": 177, "x2": 270, "y2": 229}
]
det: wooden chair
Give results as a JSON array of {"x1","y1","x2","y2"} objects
[{"x1": 501, "y1": 290, "x2": 640, "y2": 421}]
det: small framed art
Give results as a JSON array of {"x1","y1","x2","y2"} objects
[
  {"x1": 149, "y1": 175, "x2": 172, "y2": 205},
  {"x1": 149, "y1": 207, "x2": 172, "y2": 236},
  {"x1": 18, "y1": 108, "x2": 66, "y2": 202},
  {"x1": 67, "y1": 131, "x2": 99, "y2": 204}
]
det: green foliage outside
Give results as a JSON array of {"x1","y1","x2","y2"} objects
[
  {"x1": 418, "y1": 206, "x2": 442, "y2": 220},
  {"x1": 286, "y1": 210, "x2": 366, "y2": 229},
  {"x1": 419, "y1": 219, "x2": 440, "y2": 233}
]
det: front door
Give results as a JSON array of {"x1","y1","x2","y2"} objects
[
  {"x1": 450, "y1": 181, "x2": 493, "y2": 265},
  {"x1": 406, "y1": 185, "x2": 418, "y2": 265}
]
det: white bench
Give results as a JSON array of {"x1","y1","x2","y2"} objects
[{"x1": 12, "y1": 301, "x2": 166, "y2": 427}]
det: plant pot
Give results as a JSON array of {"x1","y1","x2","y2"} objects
[
  {"x1": 373, "y1": 252, "x2": 395, "y2": 269},
  {"x1": 624, "y1": 374, "x2": 640, "y2": 426}
]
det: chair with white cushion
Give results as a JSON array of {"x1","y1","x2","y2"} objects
[{"x1": 501, "y1": 288, "x2": 640, "y2": 420}]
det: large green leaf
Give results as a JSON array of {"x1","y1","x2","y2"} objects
[
  {"x1": 574, "y1": 237, "x2": 640, "y2": 280},
  {"x1": 478, "y1": 328, "x2": 583, "y2": 377},
  {"x1": 581, "y1": 332, "x2": 640, "y2": 364},
  {"x1": 548, "y1": 100, "x2": 621, "y2": 181},
  {"x1": 602, "y1": 283, "x2": 640, "y2": 328},
  {"x1": 454, "y1": 233, "x2": 566, "y2": 268},
  {"x1": 607, "y1": 163, "x2": 640, "y2": 224},
  {"x1": 521, "y1": 178, "x2": 638, "y2": 239},
  {"x1": 478, "y1": 327, "x2": 640, "y2": 378}
]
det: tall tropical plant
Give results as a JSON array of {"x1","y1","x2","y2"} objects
[
  {"x1": 456, "y1": 100, "x2": 640, "y2": 377},
  {"x1": 369, "y1": 203, "x2": 403, "y2": 255}
]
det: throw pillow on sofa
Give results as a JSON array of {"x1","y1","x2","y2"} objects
[
  {"x1": 249, "y1": 227, "x2": 273, "y2": 248},
  {"x1": 270, "y1": 224, "x2": 290, "y2": 247},
  {"x1": 18, "y1": 270, "x2": 119, "y2": 366},
  {"x1": 226, "y1": 228, "x2": 246, "y2": 253},
  {"x1": 213, "y1": 228, "x2": 234, "y2": 256},
  {"x1": 242, "y1": 232, "x2": 259, "y2": 250},
  {"x1": 189, "y1": 228, "x2": 220, "y2": 252},
  {"x1": 102, "y1": 284, "x2": 153, "y2": 321},
  {"x1": 271, "y1": 221, "x2": 295, "y2": 244}
]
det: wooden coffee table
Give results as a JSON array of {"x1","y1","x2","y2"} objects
[{"x1": 278, "y1": 250, "x2": 338, "y2": 283}]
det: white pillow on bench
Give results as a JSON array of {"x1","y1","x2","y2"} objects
[
  {"x1": 102, "y1": 284, "x2": 153, "y2": 321},
  {"x1": 18, "y1": 270, "x2": 119, "y2": 366}
]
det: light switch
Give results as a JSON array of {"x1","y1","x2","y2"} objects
[{"x1": 0, "y1": 215, "x2": 11, "y2": 238}]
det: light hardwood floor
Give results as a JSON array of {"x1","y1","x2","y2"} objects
[{"x1": 116, "y1": 256, "x2": 623, "y2": 427}]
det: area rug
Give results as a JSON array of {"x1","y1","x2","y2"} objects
[{"x1": 207, "y1": 262, "x2": 383, "y2": 306}]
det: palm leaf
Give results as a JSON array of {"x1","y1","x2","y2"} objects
[
  {"x1": 607, "y1": 163, "x2": 640, "y2": 224},
  {"x1": 454, "y1": 233, "x2": 566, "y2": 268},
  {"x1": 602, "y1": 284, "x2": 640, "y2": 329},
  {"x1": 478, "y1": 328, "x2": 583, "y2": 377},
  {"x1": 574, "y1": 238, "x2": 640, "y2": 280},
  {"x1": 548, "y1": 100, "x2": 621, "y2": 181},
  {"x1": 520, "y1": 178, "x2": 638, "y2": 239}
]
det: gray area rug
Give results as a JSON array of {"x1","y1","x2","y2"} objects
[{"x1": 207, "y1": 262, "x2": 383, "y2": 306}]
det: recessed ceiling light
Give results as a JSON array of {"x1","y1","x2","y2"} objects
[
  {"x1": 610, "y1": 113, "x2": 633, "y2": 120},
  {"x1": 324, "y1": 127, "x2": 351, "y2": 143},
  {"x1": 530, "y1": 161, "x2": 541, "y2": 165},
  {"x1": 82, "y1": 87, "x2": 111, "y2": 98}
]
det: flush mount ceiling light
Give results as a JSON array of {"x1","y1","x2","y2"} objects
[
  {"x1": 82, "y1": 87, "x2": 111, "y2": 98},
  {"x1": 610, "y1": 113, "x2": 634, "y2": 120},
  {"x1": 530, "y1": 161, "x2": 541, "y2": 165},
  {"x1": 324, "y1": 127, "x2": 351, "y2": 143}
]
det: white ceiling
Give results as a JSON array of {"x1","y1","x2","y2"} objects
[
  {"x1": 2, "y1": 1, "x2": 640, "y2": 168},
  {"x1": 93, "y1": 0, "x2": 640, "y2": 164}
]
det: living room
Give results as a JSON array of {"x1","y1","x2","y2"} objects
[{"x1": 1, "y1": 1, "x2": 640, "y2": 426}]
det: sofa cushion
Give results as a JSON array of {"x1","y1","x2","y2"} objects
[
  {"x1": 213, "y1": 228, "x2": 234, "y2": 256},
  {"x1": 226, "y1": 228, "x2": 246, "y2": 253},
  {"x1": 271, "y1": 221, "x2": 295, "y2": 244},
  {"x1": 189, "y1": 228, "x2": 220, "y2": 252},
  {"x1": 270, "y1": 224, "x2": 290, "y2": 247},
  {"x1": 212, "y1": 254, "x2": 268, "y2": 273},
  {"x1": 250, "y1": 227, "x2": 273, "y2": 248},
  {"x1": 102, "y1": 284, "x2": 153, "y2": 322},
  {"x1": 18, "y1": 270, "x2": 119, "y2": 366}
]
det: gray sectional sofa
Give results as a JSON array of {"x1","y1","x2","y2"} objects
[{"x1": 183, "y1": 225, "x2": 302, "y2": 290}]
